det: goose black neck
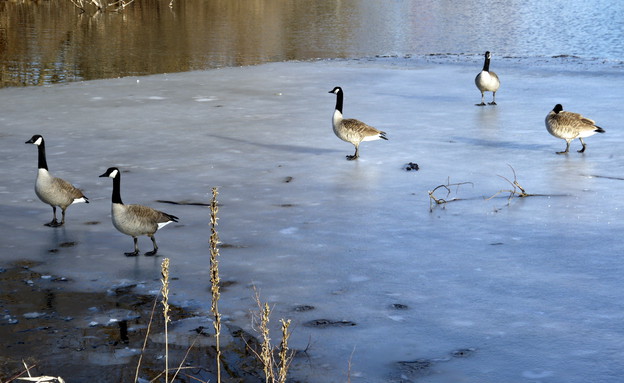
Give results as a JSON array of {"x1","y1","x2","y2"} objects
[
  {"x1": 334, "y1": 90, "x2": 344, "y2": 114},
  {"x1": 482, "y1": 57, "x2": 491, "y2": 72},
  {"x1": 37, "y1": 141, "x2": 48, "y2": 170},
  {"x1": 111, "y1": 174, "x2": 123, "y2": 204}
]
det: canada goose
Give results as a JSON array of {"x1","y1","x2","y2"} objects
[
  {"x1": 545, "y1": 104, "x2": 605, "y2": 154},
  {"x1": 25, "y1": 134, "x2": 88, "y2": 227},
  {"x1": 475, "y1": 51, "x2": 500, "y2": 106},
  {"x1": 329, "y1": 86, "x2": 387, "y2": 160},
  {"x1": 99, "y1": 167, "x2": 178, "y2": 256}
]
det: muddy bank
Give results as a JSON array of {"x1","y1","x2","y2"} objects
[{"x1": 0, "y1": 260, "x2": 267, "y2": 383}]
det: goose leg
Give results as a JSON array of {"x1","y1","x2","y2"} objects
[
  {"x1": 488, "y1": 92, "x2": 497, "y2": 105},
  {"x1": 60, "y1": 208, "x2": 67, "y2": 226},
  {"x1": 45, "y1": 206, "x2": 61, "y2": 227},
  {"x1": 577, "y1": 138, "x2": 587, "y2": 153},
  {"x1": 145, "y1": 235, "x2": 159, "y2": 256},
  {"x1": 125, "y1": 237, "x2": 140, "y2": 257},
  {"x1": 346, "y1": 145, "x2": 359, "y2": 160},
  {"x1": 556, "y1": 140, "x2": 571, "y2": 155},
  {"x1": 476, "y1": 92, "x2": 486, "y2": 106}
]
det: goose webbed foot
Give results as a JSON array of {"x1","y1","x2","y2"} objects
[
  {"x1": 144, "y1": 249, "x2": 158, "y2": 257},
  {"x1": 556, "y1": 142, "x2": 571, "y2": 155},
  {"x1": 125, "y1": 237, "x2": 140, "y2": 256},
  {"x1": 145, "y1": 236, "x2": 159, "y2": 256},
  {"x1": 346, "y1": 147, "x2": 359, "y2": 160},
  {"x1": 45, "y1": 219, "x2": 62, "y2": 227},
  {"x1": 488, "y1": 101, "x2": 497, "y2": 105},
  {"x1": 475, "y1": 102, "x2": 486, "y2": 106},
  {"x1": 577, "y1": 138, "x2": 587, "y2": 153}
]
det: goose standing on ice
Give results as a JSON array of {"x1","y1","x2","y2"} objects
[
  {"x1": 329, "y1": 86, "x2": 387, "y2": 160},
  {"x1": 99, "y1": 167, "x2": 178, "y2": 257},
  {"x1": 545, "y1": 104, "x2": 605, "y2": 154},
  {"x1": 474, "y1": 51, "x2": 500, "y2": 106},
  {"x1": 25, "y1": 134, "x2": 89, "y2": 227}
]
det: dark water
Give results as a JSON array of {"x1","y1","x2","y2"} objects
[{"x1": 1, "y1": 0, "x2": 623, "y2": 88}]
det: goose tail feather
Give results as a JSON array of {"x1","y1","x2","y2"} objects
[
  {"x1": 74, "y1": 197, "x2": 89, "y2": 204},
  {"x1": 165, "y1": 213, "x2": 179, "y2": 223}
]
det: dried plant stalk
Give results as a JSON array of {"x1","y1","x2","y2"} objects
[
  {"x1": 67, "y1": 0, "x2": 138, "y2": 13},
  {"x1": 428, "y1": 179, "x2": 473, "y2": 212},
  {"x1": 133, "y1": 295, "x2": 159, "y2": 383},
  {"x1": 487, "y1": 165, "x2": 534, "y2": 203},
  {"x1": 160, "y1": 258, "x2": 171, "y2": 383},
  {"x1": 260, "y1": 302, "x2": 273, "y2": 383},
  {"x1": 250, "y1": 290, "x2": 294, "y2": 383},
  {"x1": 277, "y1": 319, "x2": 293, "y2": 383},
  {"x1": 210, "y1": 187, "x2": 223, "y2": 382}
]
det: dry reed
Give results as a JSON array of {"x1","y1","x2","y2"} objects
[
  {"x1": 67, "y1": 0, "x2": 138, "y2": 13},
  {"x1": 160, "y1": 258, "x2": 172, "y2": 383},
  {"x1": 209, "y1": 187, "x2": 223, "y2": 382},
  {"x1": 133, "y1": 295, "x2": 159, "y2": 383},
  {"x1": 428, "y1": 179, "x2": 474, "y2": 211},
  {"x1": 9, "y1": 361, "x2": 65, "y2": 383},
  {"x1": 251, "y1": 290, "x2": 294, "y2": 383},
  {"x1": 259, "y1": 301, "x2": 272, "y2": 383},
  {"x1": 277, "y1": 319, "x2": 293, "y2": 383}
]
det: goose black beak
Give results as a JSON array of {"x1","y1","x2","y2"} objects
[
  {"x1": 98, "y1": 173, "x2": 107, "y2": 178},
  {"x1": 25, "y1": 139, "x2": 34, "y2": 144}
]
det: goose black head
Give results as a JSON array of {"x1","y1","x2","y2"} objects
[
  {"x1": 99, "y1": 167, "x2": 120, "y2": 179},
  {"x1": 485, "y1": 51, "x2": 491, "y2": 59},
  {"x1": 553, "y1": 104, "x2": 564, "y2": 114},
  {"x1": 328, "y1": 86, "x2": 343, "y2": 94},
  {"x1": 25, "y1": 134, "x2": 44, "y2": 146}
]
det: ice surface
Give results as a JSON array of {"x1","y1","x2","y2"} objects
[{"x1": 1, "y1": 58, "x2": 624, "y2": 382}]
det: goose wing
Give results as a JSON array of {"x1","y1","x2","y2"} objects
[
  {"x1": 52, "y1": 176, "x2": 88, "y2": 203},
  {"x1": 559, "y1": 111, "x2": 599, "y2": 132},
  {"x1": 126, "y1": 204, "x2": 178, "y2": 224},
  {"x1": 342, "y1": 118, "x2": 386, "y2": 139},
  {"x1": 490, "y1": 71, "x2": 500, "y2": 86},
  {"x1": 561, "y1": 111, "x2": 595, "y2": 125},
  {"x1": 113, "y1": 203, "x2": 177, "y2": 236}
]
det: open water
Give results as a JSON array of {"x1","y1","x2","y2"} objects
[{"x1": 1, "y1": 0, "x2": 623, "y2": 87}]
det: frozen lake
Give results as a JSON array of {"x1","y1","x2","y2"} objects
[{"x1": 1, "y1": 57, "x2": 624, "y2": 382}]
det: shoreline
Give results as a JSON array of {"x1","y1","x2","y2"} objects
[
  {"x1": 0, "y1": 260, "x2": 268, "y2": 382},
  {"x1": 1, "y1": 54, "x2": 623, "y2": 91}
]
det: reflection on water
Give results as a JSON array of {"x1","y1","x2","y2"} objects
[
  {"x1": 1, "y1": 0, "x2": 623, "y2": 88},
  {"x1": 1, "y1": 0, "x2": 412, "y2": 87}
]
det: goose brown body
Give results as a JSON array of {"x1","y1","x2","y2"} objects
[
  {"x1": 111, "y1": 203, "x2": 176, "y2": 239},
  {"x1": 545, "y1": 104, "x2": 605, "y2": 154},
  {"x1": 26, "y1": 135, "x2": 88, "y2": 227},
  {"x1": 329, "y1": 86, "x2": 387, "y2": 160},
  {"x1": 100, "y1": 167, "x2": 178, "y2": 256}
]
